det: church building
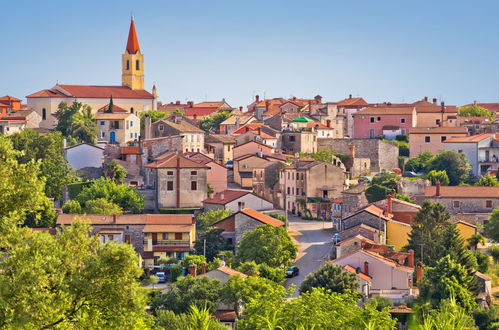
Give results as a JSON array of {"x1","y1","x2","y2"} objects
[{"x1": 26, "y1": 18, "x2": 156, "y2": 129}]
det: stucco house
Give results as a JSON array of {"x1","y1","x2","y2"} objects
[
  {"x1": 95, "y1": 105, "x2": 140, "y2": 145},
  {"x1": 232, "y1": 140, "x2": 276, "y2": 160},
  {"x1": 408, "y1": 126, "x2": 468, "y2": 157},
  {"x1": 209, "y1": 208, "x2": 284, "y2": 248},
  {"x1": 233, "y1": 153, "x2": 286, "y2": 188},
  {"x1": 203, "y1": 190, "x2": 273, "y2": 212},
  {"x1": 443, "y1": 133, "x2": 499, "y2": 176},
  {"x1": 150, "y1": 115, "x2": 205, "y2": 153},
  {"x1": 64, "y1": 143, "x2": 104, "y2": 170},
  {"x1": 184, "y1": 152, "x2": 227, "y2": 193},
  {"x1": 219, "y1": 114, "x2": 257, "y2": 134},
  {"x1": 352, "y1": 106, "x2": 416, "y2": 139},
  {"x1": 0, "y1": 110, "x2": 41, "y2": 135},
  {"x1": 204, "y1": 134, "x2": 236, "y2": 165}
]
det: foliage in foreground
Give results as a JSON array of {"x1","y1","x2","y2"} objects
[{"x1": 299, "y1": 262, "x2": 359, "y2": 294}]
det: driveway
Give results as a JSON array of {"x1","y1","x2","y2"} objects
[{"x1": 285, "y1": 214, "x2": 334, "y2": 297}]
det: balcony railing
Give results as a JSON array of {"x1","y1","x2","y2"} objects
[{"x1": 143, "y1": 239, "x2": 191, "y2": 246}]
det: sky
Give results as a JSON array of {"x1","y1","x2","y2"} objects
[{"x1": 2, "y1": 0, "x2": 499, "y2": 107}]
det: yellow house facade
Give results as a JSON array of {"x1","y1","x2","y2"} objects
[
  {"x1": 386, "y1": 220, "x2": 412, "y2": 251},
  {"x1": 454, "y1": 220, "x2": 477, "y2": 242},
  {"x1": 95, "y1": 112, "x2": 140, "y2": 145}
]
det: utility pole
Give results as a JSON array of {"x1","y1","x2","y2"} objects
[
  {"x1": 203, "y1": 239, "x2": 206, "y2": 257},
  {"x1": 419, "y1": 243, "x2": 424, "y2": 263}
]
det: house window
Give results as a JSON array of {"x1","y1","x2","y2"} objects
[
  {"x1": 289, "y1": 136, "x2": 296, "y2": 142},
  {"x1": 441, "y1": 136, "x2": 447, "y2": 142},
  {"x1": 101, "y1": 132, "x2": 105, "y2": 138},
  {"x1": 453, "y1": 201, "x2": 460, "y2": 208},
  {"x1": 130, "y1": 133, "x2": 133, "y2": 139},
  {"x1": 163, "y1": 233, "x2": 168, "y2": 240},
  {"x1": 191, "y1": 181, "x2": 197, "y2": 190},
  {"x1": 425, "y1": 136, "x2": 431, "y2": 143},
  {"x1": 135, "y1": 133, "x2": 138, "y2": 138},
  {"x1": 175, "y1": 233, "x2": 182, "y2": 240},
  {"x1": 292, "y1": 172, "x2": 294, "y2": 180},
  {"x1": 191, "y1": 171, "x2": 197, "y2": 176},
  {"x1": 287, "y1": 187, "x2": 290, "y2": 194},
  {"x1": 107, "y1": 234, "x2": 114, "y2": 241},
  {"x1": 167, "y1": 181, "x2": 173, "y2": 191},
  {"x1": 288, "y1": 172, "x2": 290, "y2": 180},
  {"x1": 400, "y1": 118, "x2": 406, "y2": 124},
  {"x1": 130, "y1": 121, "x2": 133, "y2": 127},
  {"x1": 100, "y1": 121, "x2": 105, "y2": 126},
  {"x1": 436, "y1": 119, "x2": 441, "y2": 126},
  {"x1": 130, "y1": 107, "x2": 134, "y2": 114},
  {"x1": 377, "y1": 117, "x2": 381, "y2": 121},
  {"x1": 370, "y1": 117, "x2": 375, "y2": 123},
  {"x1": 486, "y1": 200, "x2": 493, "y2": 208},
  {"x1": 126, "y1": 60, "x2": 130, "y2": 70},
  {"x1": 292, "y1": 187, "x2": 295, "y2": 195},
  {"x1": 401, "y1": 129, "x2": 406, "y2": 134},
  {"x1": 369, "y1": 129, "x2": 375, "y2": 138},
  {"x1": 167, "y1": 171, "x2": 174, "y2": 175},
  {"x1": 159, "y1": 124, "x2": 164, "y2": 131},
  {"x1": 136, "y1": 60, "x2": 140, "y2": 70},
  {"x1": 301, "y1": 173, "x2": 304, "y2": 180},
  {"x1": 238, "y1": 201, "x2": 245, "y2": 210},
  {"x1": 42, "y1": 108, "x2": 46, "y2": 120}
]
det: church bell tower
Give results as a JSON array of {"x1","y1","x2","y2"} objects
[{"x1": 122, "y1": 17, "x2": 144, "y2": 90}]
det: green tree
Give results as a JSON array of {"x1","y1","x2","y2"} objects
[
  {"x1": 236, "y1": 261, "x2": 260, "y2": 276},
  {"x1": 428, "y1": 150, "x2": 471, "y2": 185},
  {"x1": 371, "y1": 170, "x2": 398, "y2": 190},
  {"x1": 406, "y1": 201, "x2": 452, "y2": 266},
  {"x1": 103, "y1": 159, "x2": 128, "y2": 183},
  {"x1": 405, "y1": 151, "x2": 434, "y2": 173},
  {"x1": 155, "y1": 305, "x2": 226, "y2": 330},
  {"x1": 473, "y1": 250, "x2": 490, "y2": 273},
  {"x1": 55, "y1": 101, "x2": 97, "y2": 144},
  {"x1": 84, "y1": 198, "x2": 123, "y2": 215},
  {"x1": 414, "y1": 296, "x2": 477, "y2": 330},
  {"x1": 106, "y1": 95, "x2": 114, "y2": 113},
  {"x1": 23, "y1": 198, "x2": 57, "y2": 228},
  {"x1": 139, "y1": 110, "x2": 167, "y2": 130},
  {"x1": 198, "y1": 111, "x2": 232, "y2": 133},
  {"x1": 195, "y1": 209, "x2": 233, "y2": 232},
  {"x1": 487, "y1": 245, "x2": 499, "y2": 263},
  {"x1": 394, "y1": 193, "x2": 416, "y2": 203},
  {"x1": 299, "y1": 263, "x2": 359, "y2": 294},
  {"x1": 194, "y1": 227, "x2": 232, "y2": 262},
  {"x1": 9, "y1": 130, "x2": 79, "y2": 199},
  {"x1": 236, "y1": 224, "x2": 297, "y2": 268},
  {"x1": 467, "y1": 233, "x2": 486, "y2": 250},
  {"x1": 257, "y1": 263, "x2": 286, "y2": 283},
  {"x1": 152, "y1": 275, "x2": 222, "y2": 314},
  {"x1": 62, "y1": 200, "x2": 83, "y2": 214},
  {"x1": 426, "y1": 170, "x2": 450, "y2": 186},
  {"x1": 474, "y1": 304, "x2": 499, "y2": 330},
  {"x1": 459, "y1": 105, "x2": 495, "y2": 121},
  {"x1": 485, "y1": 208, "x2": 499, "y2": 242},
  {"x1": 181, "y1": 255, "x2": 207, "y2": 274},
  {"x1": 0, "y1": 220, "x2": 149, "y2": 328},
  {"x1": 365, "y1": 184, "x2": 390, "y2": 203},
  {"x1": 75, "y1": 178, "x2": 144, "y2": 213},
  {"x1": 476, "y1": 174, "x2": 499, "y2": 186}
]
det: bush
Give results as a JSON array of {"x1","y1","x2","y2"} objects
[
  {"x1": 487, "y1": 245, "x2": 499, "y2": 263},
  {"x1": 170, "y1": 264, "x2": 183, "y2": 282},
  {"x1": 365, "y1": 184, "x2": 390, "y2": 203},
  {"x1": 426, "y1": 170, "x2": 450, "y2": 186},
  {"x1": 62, "y1": 200, "x2": 82, "y2": 214},
  {"x1": 395, "y1": 134, "x2": 409, "y2": 142},
  {"x1": 398, "y1": 143, "x2": 409, "y2": 157}
]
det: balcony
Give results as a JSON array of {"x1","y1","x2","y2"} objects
[{"x1": 143, "y1": 239, "x2": 191, "y2": 246}]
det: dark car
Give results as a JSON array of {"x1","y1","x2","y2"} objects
[
  {"x1": 155, "y1": 272, "x2": 167, "y2": 283},
  {"x1": 402, "y1": 171, "x2": 418, "y2": 178},
  {"x1": 286, "y1": 266, "x2": 299, "y2": 278}
]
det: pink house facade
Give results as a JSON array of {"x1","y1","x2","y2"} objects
[
  {"x1": 232, "y1": 141, "x2": 275, "y2": 160},
  {"x1": 352, "y1": 107, "x2": 416, "y2": 139}
]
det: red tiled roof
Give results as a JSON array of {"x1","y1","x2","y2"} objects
[
  {"x1": 97, "y1": 104, "x2": 128, "y2": 112},
  {"x1": 28, "y1": 85, "x2": 153, "y2": 99},
  {"x1": 342, "y1": 264, "x2": 372, "y2": 281},
  {"x1": 126, "y1": 18, "x2": 140, "y2": 54},
  {"x1": 26, "y1": 89, "x2": 67, "y2": 98},
  {"x1": 306, "y1": 122, "x2": 332, "y2": 129},
  {"x1": 214, "y1": 310, "x2": 237, "y2": 322},
  {"x1": 240, "y1": 208, "x2": 284, "y2": 227},
  {"x1": 424, "y1": 186, "x2": 499, "y2": 198},
  {"x1": 409, "y1": 127, "x2": 468, "y2": 134},
  {"x1": 57, "y1": 214, "x2": 194, "y2": 225},
  {"x1": 153, "y1": 246, "x2": 191, "y2": 252},
  {"x1": 337, "y1": 97, "x2": 368, "y2": 107},
  {"x1": 194, "y1": 101, "x2": 225, "y2": 108},
  {"x1": 353, "y1": 107, "x2": 415, "y2": 116},
  {"x1": 0, "y1": 95, "x2": 21, "y2": 102},
  {"x1": 333, "y1": 249, "x2": 413, "y2": 273},
  {"x1": 185, "y1": 107, "x2": 218, "y2": 117},
  {"x1": 216, "y1": 266, "x2": 247, "y2": 277},
  {"x1": 145, "y1": 153, "x2": 210, "y2": 169},
  {"x1": 203, "y1": 190, "x2": 251, "y2": 204},
  {"x1": 121, "y1": 146, "x2": 140, "y2": 154},
  {"x1": 143, "y1": 224, "x2": 192, "y2": 233},
  {"x1": 32, "y1": 228, "x2": 57, "y2": 235},
  {"x1": 336, "y1": 234, "x2": 376, "y2": 246},
  {"x1": 443, "y1": 133, "x2": 495, "y2": 143},
  {"x1": 233, "y1": 123, "x2": 264, "y2": 134}
]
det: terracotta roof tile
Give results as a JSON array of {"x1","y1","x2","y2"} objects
[
  {"x1": 409, "y1": 127, "x2": 468, "y2": 134},
  {"x1": 342, "y1": 264, "x2": 372, "y2": 281},
  {"x1": 240, "y1": 208, "x2": 284, "y2": 227},
  {"x1": 121, "y1": 146, "x2": 140, "y2": 154},
  {"x1": 97, "y1": 104, "x2": 128, "y2": 112},
  {"x1": 443, "y1": 133, "x2": 495, "y2": 143},
  {"x1": 216, "y1": 266, "x2": 247, "y2": 277},
  {"x1": 143, "y1": 224, "x2": 192, "y2": 233},
  {"x1": 185, "y1": 107, "x2": 218, "y2": 117},
  {"x1": 194, "y1": 101, "x2": 226, "y2": 108},
  {"x1": 145, "y1": 153, "x2": 209, "y2": 169},
  {"x1": 28, "y1": 85, "x2": 153, "y2": 99},
  {"x1": 353, "y1": 107, "x2": 415, "y2": 116},
  {"x1": 424, "y1": 186, "x2": 499, "y2": 198},
  {"x1": 336, "y1": 97, "x2": 368, "y2": 107}
]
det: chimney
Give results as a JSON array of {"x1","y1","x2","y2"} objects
[
  {"x1": 112, "y1": 214, "x2": 117, "y2": 223},
  {"x1": 348, "y1": 144, "x2": 356, "y2": 159},
  {"x1": 201, "y1": 262, "x2": 207, "y2": 274},
  {"x1": 239, "y1": 106, "x2": 243, "y2": 112},
  {"x1": 473, "y1": 100, "x2": 477, "y2": 106},
  {"x1": 255, "y1": 94, "x2": 260, "y2": 102},
  {"x1": 432, "y1": 98, "x2": 437, "y2": 105},
  {"x1": 176, "y1": 100, "x2": 180, "y2": 105},
  {"x1": 308, "y1": 100, "x2": 312, "y2": 111},
  {"x1": 315, "y1": 95, "x2": 323, "y2": 103},
  {"x1": 144, "y1": 114, "x2": 152, "y2": 140},
  {"x1": 265, "y1": 100, "x2": 270, "y2": 111},
  {"x1": 292, "y1": 96, "x2": 297, "y2": 101},
  {"x1": 220, "y1": 192, "x2": 224, "y2": 201},
  {"x1": 188, "y1": 264, "x2": 197, "y2": 277},
  {"x1": 364, "y1": 261, "x2": 369, "y2": 276},
  {"x1": 416, "y1": 261, "x2": 424, "y2": 283},
  {"x1": 441, "y1": 102, "x2": 445, "y2": 111},
  {"x1": 424, "y1": 96, "x2": 428, "y2": 102},
  {"x1": 188, "y1": 101, "x2": 194, "y2": 107},
  {"x1": 349, "y1": 94, "x2": 352, "y2": 99},
  {"x1": 435, "y1": 181, "x2": 441, "y2": 196},
  {"x1": 386, "y1": 193, "x2": 393, "y2": 215},
  {"x1": 236, "y1": 117, "x2": 240, "y2": 130},
  {"x1": 408, "y1": 249, "x2": 414, "y2": 268}
]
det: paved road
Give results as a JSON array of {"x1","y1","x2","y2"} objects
[{"x1": 285, "y1": 215, "x2": 334, "y2": 297}]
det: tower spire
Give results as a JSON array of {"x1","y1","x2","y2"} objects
[{"x1": 126, "y1": 17, "x2": 140, "y2": 54}]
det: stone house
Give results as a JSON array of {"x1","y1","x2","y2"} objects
[
  {"x1": 340, "y1": 184, "x2": 369, "y2": 218},
  {"x1": 443, "y1": 133, "x2": 499, "y2": 176},
  {"x1": 64, "y1": 143, "x2": 104, "y2": 170},
  {"x1": 233, "y1": 154, "x2": 285, "y2": 188},
  {"x1": 235, "y1": 129, "x2": 279, "y2": 148},
  {"x1": 183, "y1": 152, "x2": 227, "y2": 193},
  {"x1": 408, "y1": 126, "x2": 468, "y2": 157},
  {"x1": 95, "y1": 107, "x2": 140, "y2": 145},
  {"x1": 150, "y1": 115, "x2": 205, "y2": 153},
  {"x1": 56, "y1": 214, "x2": 195, "y2": 266},
  {"x1": 415, "y1": 183, "x2": 499, "y2": 214},
  {"x1": 278, "y1": 159, "x2": 346, "y2": 215},
  {"x1": 219, "y1": 114, "x2": 256, "y2": 134},
  {"x1": 202, "y1": 190, "x2": 273, "y2": 212},
  {"x1": 204, "y1": 134, "x2": 236, "y2": 165},
  {"x1": 145, "y1": 153, "x2": 209, "y2": 210},
  {"x1": 281, "y1": 129, "x2": 317, "y2": 154},
  {"x1": 0, "y1": 110, "x2": 41, "y2": 135},
  {"x1": 318, "y1": 138, "x2": 399, "y2": 172},
  {"x1": 252, "y1": 162, "x2": 282, "y2": 207},
  {"x1": 210, "y1": 208, "x2": 284, "y2": 248}
]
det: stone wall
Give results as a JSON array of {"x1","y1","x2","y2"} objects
[
  {"x1": 234, "y1": 213, "x2": 265, "y2": 248},
  {"x1": 92, "y1": 224, "x2": 145, "y2": 254},
  {"x1": 397, "y1": 178, "x2": 430, "y2": 197},
  {"x1": 317, "y1": 138, "x2": 399, "y2": 172},
  {"x1": 340, "y1": 225, "x2": 378, "y2": 242},
  {"x1": 342, "y1": 211, "x2": 386, "y2": 231}
]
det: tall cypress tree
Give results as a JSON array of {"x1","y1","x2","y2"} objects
[{"x1": 105, "y1": 95, "x2": 114, "y2": 113}]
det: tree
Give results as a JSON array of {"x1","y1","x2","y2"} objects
[
  {"x1": 473, "y1": 251, "x2": 490, "y2": 273},
  {"x1": 467, "y1": 233, "x2": 486, "y2": 250},
  {"x1": 236, "y1": 224, "x2": 297, "y2": 268},
  {"x1": 0, "y1": 220, "x2": 149, "y2": 328},
  {"x1": 139, "y1": 110, "x2": 167, "y2": 130},
  {"x1": 198, "y1": 111, "x2": 232, "y2": 133},
  {"x1": 415, "y1": 295, "x2": 477, "y2": 330},
  {"x1": 404, "y1": 151, "x2": 434, "y2": 173},
  {"x1": 23, "y1": 198, "x2": 57, "y2": 228},
  {"x1": 62, "y1": 200, "x2": 83, "y2": 214},
  {"x1": 236, "y1": 261, "x2": 260, "y2": 276},
  {"x1": 151, "y1": 275, "x2": 222, "y2": 314},
  {"x1": 365, "y1": 184, "x2": 390, "y2": 203},
  {"x1": 155, "y1": 306, "x2": 226, "y2": 330},
  {"x1": 194, "y1": 227, "x2": 232, "y2": 262},
  {"x1": 54, "y1": 101, "x2": 97, "y2": 144},
  {"x1": 195, "y1": 209, "x2": 233, "y2": 232},
  {"x1": 106, "y1": 95, "x2": 114, "y2": 113},
  {"x1": 428, "y1": 150, "x2": 471, "y2": 185},
  {"x1": 9, "y1": 130, "x2": 79, "y2": 199},
  {"x1": 406, "y1": 201, "x2": 452, "y2": 266},
  {"x1": 485, "y1": 208, "x2": 499, "y2": 242},
  {"x1": 103, "y1": 160, "x2": 127, "y2": 184},
  {"x1": 257, "y1": 263, "x2": 286, "y2": 283},
  {"x1": 476, "y1": 174, "x2": 498, "y2": 186},
  {"x1": 474, "y1": 304, "x2": 499, "y2": 330},
  {"x1": 487, "y1": 245, "x2": 499, "y2": 263},
  {"x1": 459, "y1": 105, "x2": 495, "y2": 121},
  {"x1": 299, "y1": 263, "x2": 359, "y2": 294},
  {"x1": 75, "y1": 178, "x2": 144, "y2": 213},
  {"x1": 419, "y1": 256, "x2": 477, "y2": 312},
  {"x1": 426, "y1": 170, "x2": 450, "y2": 186},
  {"x1": 84, "y1": 198, "x2": 123, "y2": 215}
]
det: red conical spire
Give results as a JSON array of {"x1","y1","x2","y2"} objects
[{"x1": 126, "y1": 17, "x2": 140, "y2": 54}]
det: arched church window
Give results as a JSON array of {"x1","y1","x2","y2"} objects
[
  {"x1": 130, "y1": 107, "x2": 134, "y2": 114},
  {"x1": 136, "y1": 60, "x2": 140, "y2": 70},
  {"x1": 42, "y1": 108, "x2": 46, "y2": 120},
  {"x1": 126, "y1": 60, "x2": 130, "y2": 70}
]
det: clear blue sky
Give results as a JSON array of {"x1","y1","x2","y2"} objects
[{"x1": 2, "y1": 0, "x2": 499, "y2": 107}]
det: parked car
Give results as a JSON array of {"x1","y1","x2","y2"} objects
[
  {"x1": 391, "y1": 168, "x2": 402, "y2": 174},
  {"x1": 155, "y1": 272, "x2": 166, "y2": 283},
  {"x1": 487, "y1": 168, "x2": 498, "y2": 176},
  {"x1": 286, "y1": 266, "x2": 299, "y2": 278},
  {"x1": 358, "y1": 176, "x2": 372, "y2": 183},
  {"x1": 402, "y1": 171, "x2": 418, "y2": 178},
  {"x1": 225, "y1": 160, "x2": 233, "y2": 169}
]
